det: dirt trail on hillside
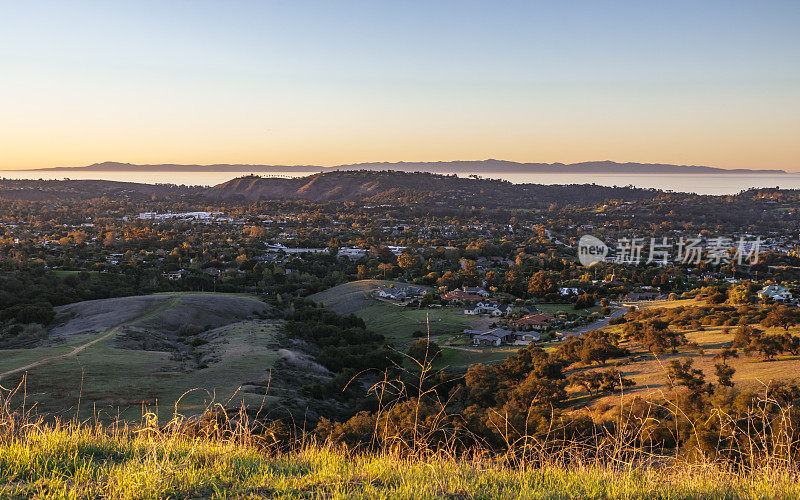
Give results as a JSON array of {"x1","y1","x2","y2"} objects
[
  {"x1": 0, "y1": 327, "x2": 119, "y2": 380},
  {"x1": 0, "y1": 296, "x2": 186, "y2": 381}
]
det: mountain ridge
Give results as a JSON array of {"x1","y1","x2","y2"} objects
[
  {"x1": 19, "y1": 160, "x2": 787, "y2": 175},
  {"x1": 205, "y1": 170, "x2": 678, "y2": 205}
]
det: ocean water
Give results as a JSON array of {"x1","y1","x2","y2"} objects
[{"x1": 0, "y1": 170, "x2": 796, "y2": 196}]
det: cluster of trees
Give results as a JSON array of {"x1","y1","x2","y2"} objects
[
  {"x1": 622, "y1": 356, "x2": 800, "y2": 462},
  {"x1": 316, "y1": 332, "x2": 800, "y2": 463},
  {"x1": 732, "y1": 324, "x2": 800, "y2": 361},
  {"x1": 569, "y1": 368, "x2": 635, "y2": 396},
  {"x1": 554, "y1": 330, "x2": 630, "y2": 365},
  {"x1": 627, "y1": 302, "x2": 770, "y2": 330},
  {"x1": 284, "y1": 305, "x2": 399, "y2": 375},
  {"x1": 621, "y1": 319, "x2": 688, "y2": 354},
  {"x1": 318, "y1": 340, "x2": 637, "y2": 450}
]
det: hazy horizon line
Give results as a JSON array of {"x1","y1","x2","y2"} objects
[{"x1": 0, "y1": 158, "x2": 795, "y2": 173}]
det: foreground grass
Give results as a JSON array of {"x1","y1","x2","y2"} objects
[{"x1": 1, "y1": 425, "x2": 799, "y2": 499}]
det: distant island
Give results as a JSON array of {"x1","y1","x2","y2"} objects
[{"x1": 20, "y1": 160, "x2": 787, "y2": 175}]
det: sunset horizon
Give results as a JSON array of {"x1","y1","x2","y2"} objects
[
  {"x1": 3, "y1": 3, "x2": 800, "y2": 498},
  {"x1": 2, "y1": 1, "x2": 798, "y2": 173},
  {"x1": 1, "y1": 157, "x2": 797, "y2": 174}
]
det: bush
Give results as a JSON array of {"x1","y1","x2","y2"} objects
[
  {"x1": 574, "y1": 293, "x2": 596, "y2": 310},
  {"x1": 178, "y1": 324, "x2": 203, "y2": 337},
  {"x1": 0, "y1": 302, "x2": 55, "y2": 325}
]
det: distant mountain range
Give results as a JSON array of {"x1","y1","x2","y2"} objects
[
  {"x1": 1, "y1": 170, "x2": 793, "y2": 204},
  {"x1": 26, "y1": 160, "x2": 786, "y2": 175}
]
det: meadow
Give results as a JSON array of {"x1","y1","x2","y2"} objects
[
  {"x1": 1, "y1": 405, "x2": 799, "y2": 499},
  {"x1": 0, "y1": 293, "x2": 281, "y2": 421}
]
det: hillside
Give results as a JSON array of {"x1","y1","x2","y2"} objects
[
  {"x1": 2, "y1": 170, "x2": 793, "y2": 203},
  {"x1": 307, "y1": 280, "x2": 391, "y2": 315},
  {"x1": 0, "y1": 293, "x2": 295, "y2": 420},
  {"x1": 206, "y1": 170, "x2": 663, "y2": 204},
  {"x1": 0, "y1": 178, "x2": 195, "y2": 200}
]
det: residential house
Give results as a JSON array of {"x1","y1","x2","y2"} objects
[
  {"x1": 378, "y1": 286, "x2": 424, "y2": 301},
  {"x1": 625, "y1": 291, "x2": 662, "y2": 301},
  {"x1": 338, "y1": 247, "x2": 368, "y2": 261},
  {"x1": 460, "y1": 286, "x2": 490, "y2": 297},
  {"x1": 757, "y1": 285, "x2": 793, "y2": 302},
  {"x1": 513, "y1": 313, "x2": 555, "y2": 331},
  {"x1": 441, "y1": 291, "x2": 485, "y2": 303},
  {"x1": 466, "y1": 327, "x2": 540, "y2": 346},
  {"x1": 512, "y1": 331, "x2": 541, "y2": 346},
  {"x1": 163, "y1": 270, "x2": 186, "y2": 281},
  {"x1": 464, "y1": 301, "x2": 512, "y2": 317},
  {"x1": 469, "y1": 328, "x2": 514, "y2": 347}
]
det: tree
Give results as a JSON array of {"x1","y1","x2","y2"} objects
[
  {"x1": 667, "y1": 358, "x2": 709, "y2": 393},
  {"x1": 780, "y1": 333, "x2": 800, "y2": 356},
  {"x1": 574, "y1": 293, "x2": 595, "y2": 310},
  {"x1": 407, "y1": 340, "x2": 441, "y2": 365},
  {"x1": 728, "y1": 283, "x2": 755, "y2": 305},
  {"x1": 761, "y1": 305, "x2": 800, "y2": 333},
  {"x1": 527, "y1": 271, "x2": 558, "y2": 297},
  {"x1": 397, "y1": 253, "x2": 417, "y2": 272},
  {"x1": 579, "y1": 336, "x2": 627, "y2": 365},
  {"x1": 465, "y1": 363, "x2": 501, "y2": 407},
  {"x1": 377, "y1": 263, "x2": 395, "y2": 279},
  {"x1": 554, "y1": 330, "x2": 629, "y2": 366},
  {"x1": 569, "y1": 368, "x2": 635, "y2": 395},
  {"x1": 714, "y1": 363, "x2": 736, "y2": 387},
  {"x1": 733, "y1": 325, "x2": 760, "y2": 348},
  {"x1": 624, "y1": 319, "x2": 687, "y2": 354},
  {"x1": 744, "y1": 333, "x2": 784, "y2": 361},
  {"x1": 713, "y1": 348, "x2": 739, "y2": 365}
]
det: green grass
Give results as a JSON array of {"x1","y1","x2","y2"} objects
[
  {"x1": 52, "y1": 270, "x2": 100, "y2": 278},
  {"x1": 308, "y1": 279, "x2": 431, "y2": 316},
  {"x1": 1, "y1": 424, "x2": 798, "y2": 499},
  {"x1": 153, "y1": 291, "x2": 262, "y2": 299},
  {"x1": 0, "y1": 291, "x2": 281, "y2": 422},
  {"x1": 0, "y1": 346, "x2": 73, "y2": 374},
  {"x1": 1, "y1": 320, "x2": 282, "y2": 422},
  {"x1": 434, "y1": 346, "x2": 520, "y2": 370},
  {"x1": 535, "y1": 303, "x2": 601, "y2": 317},
  {"x1": 356, "y1": 302, "x2": 472, "y2": 343}
]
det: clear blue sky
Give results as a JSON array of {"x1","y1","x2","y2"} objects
[{"x1": 1, "y1": 0, "x2": 798, "y2": 170}]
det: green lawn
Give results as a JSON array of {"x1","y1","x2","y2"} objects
[
  {"x1": 355, "y1": 302, "x2": 472, "y2": 343},
  {"x1": 535, "y1": 303, "x2": 601, "y2": 317},
  {"x1": 434, "y1": 346, "x2": 519, "y2": 370}
]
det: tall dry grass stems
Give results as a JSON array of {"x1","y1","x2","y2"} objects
[{"x1": 2, "y1": 359, "x2": 800, "y2": 498}]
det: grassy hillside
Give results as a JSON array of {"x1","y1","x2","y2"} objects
[
  {"x1": 0, "y1": 418, "x2": 797, "y2": 499},
  {"x1": 309, "y1": 280, "x2": 501, "y2": 369},
  {"x1": 206, "y1": 170, "x2": 665, "y2": 205},
  {"x1": 564, "y1": 299, "x2": 800, "y2": 411},
  {"x1": 0, "y1": 293, "x2": 283, "y2": 421},
  {"x1": 307, "y1": 279, "x2": 396, "y2": 315}
]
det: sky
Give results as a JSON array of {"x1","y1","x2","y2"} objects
[{"x1": 1, "y1": 0, "x2": 798, "y2": 171}]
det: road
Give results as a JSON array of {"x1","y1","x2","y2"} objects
[{"x1": 559, "y1": 306, "x2": 629, "y2": 338}]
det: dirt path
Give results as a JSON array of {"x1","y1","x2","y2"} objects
[
  {"x1": 0, "y1": 326, "x2": 119, "y2": 380},
  {"x1": 0, "y1": 296, "x2": 183, "y2": 381}
]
